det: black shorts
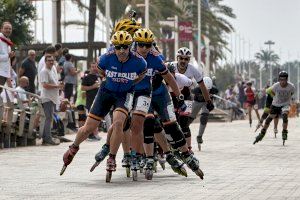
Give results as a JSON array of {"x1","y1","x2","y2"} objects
[
  {"x1": 88, "y1": 87, "x2": 133, "y2": 121},
  {"x1": 270, "y1": 105, "x2": 282, "y2": 116},
  {"x1": 64, "y1": 83, "x2": 74, "y2": 100}
]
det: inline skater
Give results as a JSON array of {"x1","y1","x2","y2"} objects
[
  {"x1": 253, "y1": 71, "x2": 295, "y2": 146},
  {"x1": 171, "y1": 47, "x2": 214, "y2": 152},
  {"x1": 60, "y1": 31, "x2": 147, "y2": 183}
]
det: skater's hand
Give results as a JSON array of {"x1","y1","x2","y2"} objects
[{"x1": 206, "y1": 100, "x2": 214, "y2": 112}]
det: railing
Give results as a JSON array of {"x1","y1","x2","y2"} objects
[{"x1": 0, "y1": 85, "x2": 45, "y2": 148}]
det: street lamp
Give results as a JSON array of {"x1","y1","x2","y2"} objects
[{"x1": 264, "y1": 40, "x2": 275, "y2": 84}]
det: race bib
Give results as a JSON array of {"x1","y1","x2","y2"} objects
[
  {"x1": 135, "y1": 96, "x2": 151, "y2": 113},
  {"x1": 124, "y1": 93, "x2": 134, "y2": 112},
  {"x1": 180, "y1": 100, "x2": 193, "y2": 115},
  {"x1": 282, "y1": 105, "x2": 290, "y2": 113}
]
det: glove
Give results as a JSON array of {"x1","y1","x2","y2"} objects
[
  {"x1": 177, "y1": 94, "x2": 187, "y2": 112},
  {"x1": 206, "y1": 100, "x2": 214, "y2": 112}
]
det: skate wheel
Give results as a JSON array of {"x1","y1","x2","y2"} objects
[
  {"x1": 180, "y1": 167, "x2": 188, "y2": 177},
  {"x1": 132, "y1": 170, "x2": 138, "y2": 181},
  {"x1": 126, "y1": 167, "x2": 131, "y2": 178},
  {"x1": 90, "y1": 162, "x2": 99, "y2": 172},
  {"x1": 145, "y1": 169, "x2": 153, "y2": 180},
  {"x1": 106, "y1": 171, "x2": 112, "y2": 183},
  {"x1": 60, "y1": 165, "x2": 67, "y2": 176},
  {"x1": 195, "y1": 168, "x2": 204, "y2": 180}
]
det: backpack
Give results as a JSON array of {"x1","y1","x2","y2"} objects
[{"x1": 52, "y1": 113, "x2": 65, "y2": 136}]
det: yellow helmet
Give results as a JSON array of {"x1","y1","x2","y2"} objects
[
  {"x1": 111, "y1": 31, "x2": 133, "y2": 45},
  {"x1": 133, "y1": 28, "x2": 154, "y2": 43},
  {"x1": 113, "y1": 19, "x2": 142, "y2": 36}
]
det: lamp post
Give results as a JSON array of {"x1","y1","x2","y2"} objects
[{"x1": 264, "y1": 40, "x2": 275, "y2": 84}]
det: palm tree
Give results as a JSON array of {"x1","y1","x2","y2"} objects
[
  {"x1": 255, "y1": 49, "x2": 280, "y2": 68},
  {"x1": 255, "y1": 49, "x2": 280, "y2": 84},
  {"x1": 178, "y1": 0, "x2": 236, "y2": 68}
]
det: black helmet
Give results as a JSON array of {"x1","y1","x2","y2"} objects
[
  {"x1": 279, "y1": 71, "x2": 288, "y2": 79},
  {"x1": 166, "y1": 62, "x2": 176, "y2": 73}
]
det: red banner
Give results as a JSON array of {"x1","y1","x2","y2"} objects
[{"x1": 179, "y1": 21, "x2": 193, "y2": 41}]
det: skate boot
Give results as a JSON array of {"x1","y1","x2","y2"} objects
[
  {"x1": 130, "y1": 151, "x2": 139, "y2": 181},
  {"x1": 144, "y1": 157, "x2": 154, "y2": 180},
  {"x1": 253, "y1": 129, "x2": 266, "y2": 145},
  {"x1": 60, "y1": 144, "x2": 79, "y2": 175},
  {"x1": 196, "y1": 135, "x2": 203, "y2": 151},
  {"x1": 255, "y1": 121, "x2": 263, "y2": 132},
  {"x1": 153, "y1": 152, "x2": 158, "y2": 173},
  {"x1": 158, "y1": 153, "x2": 166, "y2": 170},
  {"x1": 181, "y1": 153, "x2": 204, "y2": 180},
  {"x1": 138, "y1": 154, "x2": 146, "y2": 173},
  {"x1": 274, "y1": 128, "x2": 278, "y2": 138},
  {"x1": 166, "y1": 153, "x2": 187, "y2": 177},
  {"x1": 105, "y1": 156, "x2": 116, "y2": 183},
  {"x1": 172, "y1": 149, "x2": 182, "y2": 161},
  {"x1": 122, "y1": 153, "x2": 131, "y2": 177},
  {"x1": 282, "y1": 130, "x2": 288, "y2": 146},
  {"x1": 90, "y1": 144, "x2": 110, "y2": 172}
]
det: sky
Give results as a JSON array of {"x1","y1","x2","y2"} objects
[{"x1": 223, "y1": 0, "x2": 300, "y2": 63}]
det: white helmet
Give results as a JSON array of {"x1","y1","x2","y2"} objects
[
  {"x1": 203, "y1": 77, "x2": 213, "y2": 90},
  {"x1": 176, "y1": 47, "x2": 192, "y2": 57}
]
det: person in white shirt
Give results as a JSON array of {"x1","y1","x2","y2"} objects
[
  {"x1": 15, "y1": 76, "x2": 29, "y2": 103},
  {"x1": 39, "y1": 55, "x2": 64, "y2": 145},
  {"x1": 0, "y1": 21, "x2": 14, "y2": 93}
]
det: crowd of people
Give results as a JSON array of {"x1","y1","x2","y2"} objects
[{"x1": 0, "y1": 15, "x2": 296, "y2": 183}]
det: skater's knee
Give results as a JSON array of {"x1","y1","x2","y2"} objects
[
  {"x1": 200, "y1": 113, "x2": 209, "y2": 125},
  {"x1": 163, "y1": 122, "x2": 186, "y2": 149},
  {"x1": 144, "y1": 117, "x2": 155, "y2": 144},
  {"x1": 265, "y1": 116, "x2": 273, "y2": 125},
  {"x1": 282, "y1": 113, "x2": 288, "y2": 123}
]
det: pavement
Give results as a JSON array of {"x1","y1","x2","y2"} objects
[{"x1": 1, "y1": 117, "x2": 300, "y2": 200}]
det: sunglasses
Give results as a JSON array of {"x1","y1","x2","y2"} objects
[
  {"x1": 114, "y1": 44, "x2": 130, "y2": 50},
  {"x1": 137, "y1": 42, "x2": 152, "y2": 48},
  {"x1": 46, "y1": 59, "x2": 55, "y2": 62},
  {"x1": 178, "y1": 57, "x2": 190, "y2": 61}
]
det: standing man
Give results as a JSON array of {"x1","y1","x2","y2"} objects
[
  {"x1": 0, "y1": 21, "x2": 14, "y2": 92},
  {"x1": 39, "y1": 55, "x2": 63, "y2": 145},
  {"x1": 81, "y1": 61, "x2": 102, "y2": 141},
  {"x1": 19, "y1": 50, "x2": 37, "y2": 93},
  {"x1": 63, "y1": 53, "x2": 78, "y2": 101}
]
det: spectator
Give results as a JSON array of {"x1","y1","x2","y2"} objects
[
  {"x1": 58, "y1": 48, "x2": 69, "y2": 81},
  {"x1": 15, "y1": 76, "x2": 29, "y2": 103},
  {"x1": 63, "y1": 53, "x2": 78, "y2": 101},
  {"x1": 19, "y1": 50, "x2": 37, "y2": 93},
  {"x1": 39, "y1": 55, "x2": 63, "y2": 145},
  {"x1": 238, "y1": 81, "x2": 246, "y2": 108},
  {"x1": 0, "y1": 21, "x2": 14, "y2": 93},
  {"x1": 81, "y1": 62, "x2": 101, "y2": 141},
  {"x1": 38, "y1": 46, "x2": 57, "y2": 92}
]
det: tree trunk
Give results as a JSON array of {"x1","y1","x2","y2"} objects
[
  {"x1": 56, "y1": 0, "x2": 62, "y2": 43},
  {"x1": 87, "y1": 0, "x2": 97, "y2": 66}
]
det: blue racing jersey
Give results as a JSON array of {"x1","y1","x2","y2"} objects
[
  {"x1": 134, "y1": 49, "x2": 167, "y2": 92},
  {"x1": 98, "y1": 49, "x2": 147, "y2": 93}
]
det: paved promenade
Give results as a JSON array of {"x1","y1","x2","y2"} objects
[{"x1": 1, "y1": 117, "x2": 300, "y2": 200}]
